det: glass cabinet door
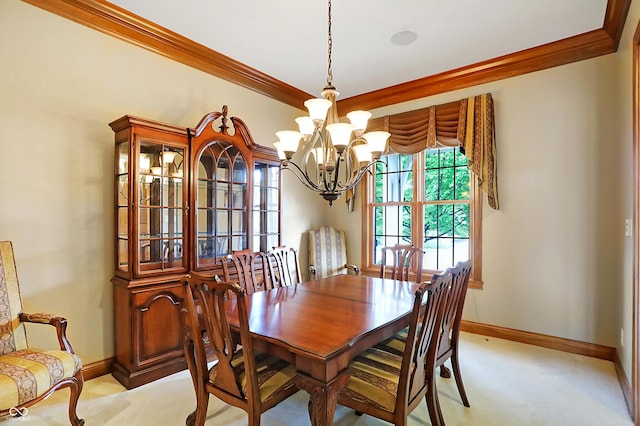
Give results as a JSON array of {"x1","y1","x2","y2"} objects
[
  {"x1": 116, "y1": 142, "x2": 130, "y2": 272},
  {"x1": 196, "y1": 141, "x2": 247, "y2": 268},
  {"x1": 138, "y1": 141, "x2": 186, "y2": 272},
  {"x1": 253, "y1": 162, "x2": 281, "y2": 251}
]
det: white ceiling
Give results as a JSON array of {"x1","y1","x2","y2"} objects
[{"x1": 109, "y1": 0, "x2": 608, "y2": 99}]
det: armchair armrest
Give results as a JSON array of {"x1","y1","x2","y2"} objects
[
  {"x1": 309, "y1": 263, "x2": 360, "y2": 278},
  {"x1": 19, "y1": 312, "x2": 75, "y2": 354},
  {"x1": 346, "y1": 264, "x2": 360, "y2": 275}
]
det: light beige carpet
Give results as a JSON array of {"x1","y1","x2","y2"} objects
[{"x1": 8, "y1": 332, "x2": 633, "y2": 425}]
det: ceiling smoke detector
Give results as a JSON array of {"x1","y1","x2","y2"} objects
[{"x1": 391, "y1": 30, "x2": 418, "y2": 46}]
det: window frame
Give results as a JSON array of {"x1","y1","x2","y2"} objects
[{"x1": 361, "y1": 149, "x2": 483, "y2": 289}]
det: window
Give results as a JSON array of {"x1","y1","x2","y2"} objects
[{"x1": 364, "y1": 147, "x2": 482, "y2": 287}]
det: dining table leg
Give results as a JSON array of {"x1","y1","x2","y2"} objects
[{"x1": 294, "y1": 370, "x2": 350, "y2": 426}]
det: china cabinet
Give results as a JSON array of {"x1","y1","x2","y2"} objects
[{"x1": 110, "y1": 106, "x2": 280, "y2": 388}]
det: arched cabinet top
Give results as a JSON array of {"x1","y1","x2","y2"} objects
[{"x1": 190, "y1": 106, "x2": 277, "y2": 161}]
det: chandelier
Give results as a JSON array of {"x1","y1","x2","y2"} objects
[{"x1": 273, "y1": 0, "x2": 390, "y2": 206}]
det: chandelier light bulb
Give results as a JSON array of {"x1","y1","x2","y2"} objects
[
  {"x1": 273, "y1": 142, "x2": 287, "y2": 160},
  {"x1": 346, "y1": 110, "x2": 372, "y2": 133},
  {"x1": 304, "y1": 98, "x2": 332, "y2": 123},
  {"x1": 276, "y1": 130, "x2": 302, "y2": 159},
  {"x1": 352, "y1": 144, "x2": 372, "y2": 164},
  {"x1": 295, "y1": 117, "x2": 315, "y2": 136},
  {"x1": 363, "y1": 131, "x2": 391, "y2": 157},
  {"x1": 312, "y1": 147, "x2": 324, "y2": 165},
  {"x1": 326, "y1": 123, "x2": 354, "y2": 153}
]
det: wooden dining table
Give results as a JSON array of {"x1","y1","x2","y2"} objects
[{"x1": 225, "y1": 273, "x2": 421, "y2": 426}]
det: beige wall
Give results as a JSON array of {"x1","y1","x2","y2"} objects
[
  {"x1": 0, "y1": 1, "x2": 324, "y2": 364},
  {"x1": 326, "y1": 2, "x2": 640, "y2": 385},
  {"x1": 2, "y1": 0, "x2": 637, "y2": 387},
  {"x1": 335, "y1": 36, "x2": 627, "y2": 353},
  {"x1": 614, "y1": 0, "x2": 640, "y2": 380}
]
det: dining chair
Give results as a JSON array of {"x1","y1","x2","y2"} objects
[
  {"x1": 265, "y1": 246, "x2": 301, "y2": 288},
  {"x1": 0, "y1": 241, "x2": 84, "y2": 425},
  {"x1": 337, "y1": 271, "x2": 451, "y2": 426},
  {"x1": 222, "y1": 249, "x2": 270, "y2": 294},
  {"x1": 436, "y1": 259, "x2": 473, "y2": 407},
  {"x1": 380, "y1": 244, "x2": 425, "y2": 282},
  {"x1": 307, "y1": 226, "x2": 359, "y2": 279},
  {"x1": 181, "y1": 275, "x2": 299, "y2": 426}
]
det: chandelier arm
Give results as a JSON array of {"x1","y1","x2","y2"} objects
[
  {"x1": 342, "y1": 159, "x2": 384, "y2": 191},
  {"x1": 325, "y1": 154, "x2": 349, "y2": 192},
  {"x1": 280, "y1": 162, "x2": 323, "y2": 192}
]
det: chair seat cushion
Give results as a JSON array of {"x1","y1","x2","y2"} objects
[
  {"x1": 384, "y1": 326, "x2": 451, "y2": 359},
  {"x1": 0, "y1": 348, "x2": 82, "y2": 410},
  {"x1": 341, "y1": 346, "x2": 403, "y2": 413},
  {"x1": 380, "y1": 327, "x2": 409, "y2": 355},
  {"x1": 210, "y1": 351, "x2": 296, "y2": 404}
]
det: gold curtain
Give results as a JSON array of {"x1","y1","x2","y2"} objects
[
  {"x1": 458, "y1": 94, "x2": 499, "y2": 209},
  {"x1": 365, "y1": 93, "x2": 499, "y2": 209}
]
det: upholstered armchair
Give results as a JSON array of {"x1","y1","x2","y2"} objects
[
  {"x1": 0, "y1": 241, "x2": 84, "y2": 425},
  {"x1": 307, "y1": 226, "x2": 359, "y2": 279}
]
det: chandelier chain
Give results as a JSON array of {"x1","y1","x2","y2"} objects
[{"x1": 327, "y1": 0, "x2": 333, "y2": 86}]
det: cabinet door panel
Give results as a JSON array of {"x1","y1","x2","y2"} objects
[{"x1": 134, "y1": 288, "x2": 184, "y2": 368}]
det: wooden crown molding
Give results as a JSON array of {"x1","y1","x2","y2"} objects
[
  {"x1": 338, "y1": 29, "x2": 616, "y2": 112},
  {"x1": 604, "y1": 0, "x2": 633, "y2": 47},
  {"x1": 21, "y1": 0, "x2": 630, "y2": 112}
]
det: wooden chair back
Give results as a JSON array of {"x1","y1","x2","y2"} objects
[
  {"x1": 266, "y1": 246, "x2": 301, "y2": 288},
  {"x1": 438, "y1": 260, "x2": 472, "y2": 357},
  {"x1": 400, "y1": 272, "x2": 450, "y2": 414},
  {"x1": 436, "y1": 259, "x2": 473, "y2": 407},
  {"x1": 183, "y1": 275, "x2": 253, "y2": 399},
  {"x1": 338, "y1": 271, "x2": 451, "y2": 426},
  {"x1": 182, "y1": 274, "x2": 299, "y2": 425},
  {"x1": 222, "y1": 249, "x2": 269, "y2": 294},
  {"x1": 380, "y1": 244, "x2": 424, "y2": 282}
]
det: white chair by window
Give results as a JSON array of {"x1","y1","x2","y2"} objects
[{"x1": 307, "y1": 226, "x2": 359, "y2": 279}]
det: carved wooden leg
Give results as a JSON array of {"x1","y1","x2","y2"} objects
[
  {"x1": 182, "y1": 331, "x2": 209, "y2": 426},
  {"x1": 294, "y1": 371, "x2": 349, "y2": 426},
  {"x1": 451, "y1": 351, "x2": 470, "y2": 407},
  {"x1": 68, "y1": 371, "x2": 85, "y2": 426},
  {"x1": 185, "y1": 411, "x2": 197, "y2": 426},
  {"x1": 183, "y1": 332, "x2": 199, "y2": 426},
  {"x1": 193, "y1": 393, "x2": 210, "y2": 426},
  {"x1": 439, "y1": 364, "x2": 451, "y2": 378},
  {"x1": 425, "y1": 378, "x2": 444, "y2": 426}
]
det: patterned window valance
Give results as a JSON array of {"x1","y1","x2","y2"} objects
[{"x1": 367, "y1": 93, "x2": 499, "y2": 209}]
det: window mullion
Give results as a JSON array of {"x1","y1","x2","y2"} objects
[{"x1": 414, "y1": 153, "x2": 424, "y2": 252}]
